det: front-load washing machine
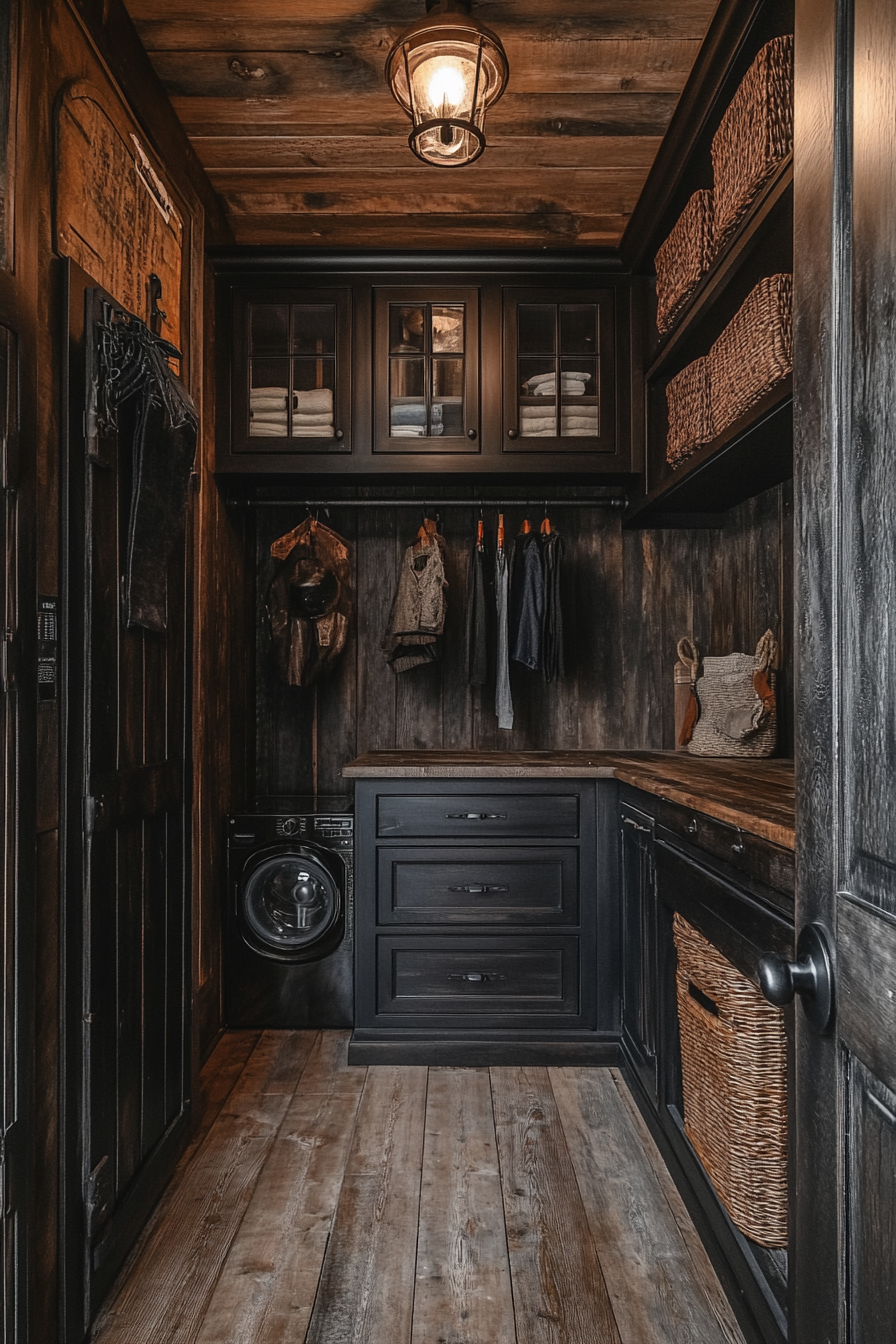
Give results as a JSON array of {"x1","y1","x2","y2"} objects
[{"x1": 225, "y1": 804, "x2": 353, "y2": 1027}]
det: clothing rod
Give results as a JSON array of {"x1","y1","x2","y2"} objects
[{"x1": 243, "y1": 496, "x2": 627, "y2": 510}]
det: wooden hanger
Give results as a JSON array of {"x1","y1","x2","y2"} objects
[{"x1": 497, "y1": 512, "x2": 505, "y2": 552}]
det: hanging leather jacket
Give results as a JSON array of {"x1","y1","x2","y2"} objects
[{"x1": 266, "y1": 518, "x2": 352, "y2": 687}]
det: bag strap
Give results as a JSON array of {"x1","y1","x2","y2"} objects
[
  {"x1": 755, "y1": 629, "x2": 778, "y2": 673},
  {"x1": 677, "y1": 636, "x2": 700, "y2": 683}
]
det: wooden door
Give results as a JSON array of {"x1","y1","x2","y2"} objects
[
  {"x1": 0, "y1": 323, "x2": 25, "y2": 1344},
  {"x1": 793, "y1": 0, "x2": 896, "y2": 1337},
  {"x1": 61, "y1": 263, "x2": 191, "y2": 1337}
]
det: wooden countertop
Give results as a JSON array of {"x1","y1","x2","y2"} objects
[{"x1": 343, "y1": 750, "x2": 795, "y2": 850}]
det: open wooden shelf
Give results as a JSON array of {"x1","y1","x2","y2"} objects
[
  {"x1": 646, "y1": 155, "x2": 793, "y2": 381},
  {"x1": 624, "y1": 376, "x2": 792, "y2": 528}
]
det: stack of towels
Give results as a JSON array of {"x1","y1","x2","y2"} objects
[
  {"x1": 519, "y1": 369, "x2": 596, "y2": 438},
  {"x1": 561, "y1": 404, "x2": 599, "y2": 437},
  {"x1": 249, "y1": 386, "x2": 334, "y2": 438},
  {"x1": 525, "y1": 369, "x2": 592, "y2": 397},
  {"x1": 390, "y1": 401, "x2": 443, "y2": 437}
]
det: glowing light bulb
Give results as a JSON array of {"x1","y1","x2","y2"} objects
[{"x1": 427, "y1": 63, "x2": 465, "y2": 111}]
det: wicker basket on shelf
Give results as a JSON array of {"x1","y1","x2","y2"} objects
[
  {"x1": 655, "y1": 190, "x2": 716, "y2": 335},
  {"x1": 673, "y1": 913, "x2": 788, "y2": 1248},
  {"x1": 665, "y1": 355, "x2": 714, "y2": 467},
  {"x1": 709, "y1": 273, "x2": 792, "y2": 436},
  {"x1": 712, "y1": 35, "x2": 794, "y2": 249}
]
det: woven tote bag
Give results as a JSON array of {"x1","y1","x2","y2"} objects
[{"x1": 687, "y1": 630, "x2": 778, "y2": 758}]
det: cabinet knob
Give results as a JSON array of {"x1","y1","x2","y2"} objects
[
  {"x1": 448, "y1": 884, "x2": 510, "y2": 894},
  {"x1": 445, "y1": 812, "x2": 507, "y2": 820},
  {"x1": 334, "y1": 428, "x2": 344, "y2": 440},
  {"x1": 507, "y1": 428, "x2": 518, "y2": 439},
  {"x1": 467, "y1": 428, "x2": 477, "y2": 440}
]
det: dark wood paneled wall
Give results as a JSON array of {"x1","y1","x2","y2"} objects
[{"x1": 252, "y1": 482, "x2": 793, "y2": 800}]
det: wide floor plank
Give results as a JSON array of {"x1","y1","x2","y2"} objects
[
  {"x1": 551, "y1": 1066, "x2": 743, "y2": 1344},
  {"x1": 491, "y1": 1066, "x2": 621, "y2": 1344},
  {"x1": 195, "y1": 1032, "x2": 366, "y2": 1344},
  {"x1": 91, "y1": 1031, "x2": 317, "y2": 1344},
  {"x1": 411, "y1": 1068, "x2": 516, "y2": 1344},
  {"x1": 303, "y1": 1065, "x2": 428, "y2": 1344}
]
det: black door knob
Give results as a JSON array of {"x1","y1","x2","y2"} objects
[
  {"x1": 757, "y1": 922, "x2": 834, "y2": 1034},
  {"x1": 467, "y1": 428, "x2": 477, "y2": 440}
]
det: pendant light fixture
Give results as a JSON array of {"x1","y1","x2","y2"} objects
[{"x1": 386, "y1": 0, "x2": 509, "y2": 168}]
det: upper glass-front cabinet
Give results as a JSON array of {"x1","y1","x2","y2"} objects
[
  {"x1": 231, "y1": 288, "x2": 351, "y2": 453},
  {"x1": 374, "y1": 287, "x2": 480, "y2": 453},
  {"x1": 503, "y1": 288, "x2": 616, "y2": 454}
]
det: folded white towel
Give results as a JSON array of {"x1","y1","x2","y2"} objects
[
  {"x1": 390, "y1": 426, "x2": 425, "y2": 437},
  {"x1": 249, "y1": 425, "x2": 288, "y2": 437},
  {"x1": 292, "y1": 426, "x2": 334, "y2": 437},
  {"x1": 526, "y1": 369, "x2": 590, "y2": 389},
  {"x1": 520, "y1": 418, "x2": 556, "y2": 432},
  {"x1": 562, "y1": 415, "x2": 599, "y2": 428},
  {"x1": 295, "y1": 388, "x2": 333, "y2": 413},
  {"x1": 536, "y1": 383, "x2": 585, "y2": 396},
  {"x1": 250, "y1": 385, "x2": 289, "y2": 401},
  {"x1": 293, "y1": 412, "x2": 335, "y2": 426},
  {"x1": 561, "y1": 428, "x2": 595, "y2": 437},
  {"x1": 520, "y1": 427, "x2": 556, "y2": 437}
]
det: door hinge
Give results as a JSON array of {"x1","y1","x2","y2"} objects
[{"x1": 83, "y1": 794, "x2": 109, "y2": 836}]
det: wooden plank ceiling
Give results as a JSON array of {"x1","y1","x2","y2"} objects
[{"x1": 122, "y1": 0, "x2": 719, "y2": 250}]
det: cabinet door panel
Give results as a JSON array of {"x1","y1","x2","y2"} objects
[
  {"x1": 231, "y1": 287, "x2": 351, "y2": 454},
  {"x1": 373, "y1": 286, "x2": 480, "y2": 454},
  {"x1": 376, "y1": 845, "x2": 578, "y2": 924},
  {"x1": 503, "y1": 287, "x2": 616, "y2": 455}
]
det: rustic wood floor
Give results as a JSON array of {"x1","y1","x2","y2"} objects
[{"x1": 90, "y1": 1030, "x2": 746, "y2": 1344}]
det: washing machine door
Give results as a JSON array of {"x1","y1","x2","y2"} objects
[{"x1": 240, "y1": 846, "x2": 343, "y2": 962}]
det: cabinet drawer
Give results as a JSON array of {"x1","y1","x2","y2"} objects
[
  {"x1": 376, "y1": 793, "x2": 579, "y2": 839},
  {"x1": 376, "y1": 846, "x2": 578, "y2": 924},
  {"x1": 377, "y1": 935, "x2": 579, "y2": 1015},
  {"x1": 651, "y1": 797, "x2": 794, "y2": 898}
]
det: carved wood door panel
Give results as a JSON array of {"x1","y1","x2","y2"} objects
[
  {"x1": 794, "y1": 0, "x2": 896, "y2": 1337},
  {"x1": 61, "y1": 263, "x2": 191, "y2": 1338}
]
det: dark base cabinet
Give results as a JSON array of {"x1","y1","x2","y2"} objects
[
  {"x1": 350, "y1": 778, "x2": 619, "y2": 1065},
  {"x1": 617, "y1": 783, "x2": 795, "y2": 1344}
]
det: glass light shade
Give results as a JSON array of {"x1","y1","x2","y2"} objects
[{"x1": 386, "y1": 6, "x2": 509, "y2": 167}]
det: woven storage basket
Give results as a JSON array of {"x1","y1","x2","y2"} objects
[
  {"x1": 666, "y1": 356, "x2": 714, "y2": 467},
  {"x1": 673, "y1": 913, "x2": 788, "y2": 1248},
  {"x1": 710, "y1": 273, "x2": 793, "y2": 437},
  {"x1": 687, "y1": 630, "x2": 778, "y2": 758},
  {"x1": 655, "y1": 190, "x2": 716, "y2": 335},
  {"x1": 712, "y1": 35, "x2": 794, "y2": 248}
]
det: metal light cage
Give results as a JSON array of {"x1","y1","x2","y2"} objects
[{"x1": 386, "y1": 3, "x2": 509, "y2": 167}]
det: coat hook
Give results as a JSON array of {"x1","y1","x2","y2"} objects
[{"x1": 147, "y1": 273, "x2": 165, "y2": 337}]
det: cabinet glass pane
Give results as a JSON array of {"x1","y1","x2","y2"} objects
[
  {"x1": 391, "y1": 305, "x2": 425, "y2": 354},
  {"x1": 291, "y1": 303, "x2": 336, "y2": 356},
  {"x1": 293, "y1": 358, "x2": 335, "y2": 438},
  {"x1": 559, "y1": 304, "x2": 598, "y2": 356},
  {"x1": 433, "y1": 357, "x2": 463, "y2": 437},
  {"x1": 518, "y1": 305, "x2": 556, "y2": 355},
  {"x1": 250, "y1": 305, "x2": 289, "y2": 355},
  {"x1": 391, "y1": 358, "x2": 426, "y2": 437},
  {"x1": 560, "y1": 357, "x2": 598, "y2": 437},
  {"x1": 249, "y1": 358, "x2": 290, "y2": 437},
  {"x1": 432, "y1": 304, "x2": 464, "y2": 353},
  {"x1": 519, "y1": 357, "x2": 557, "y2": 437}
]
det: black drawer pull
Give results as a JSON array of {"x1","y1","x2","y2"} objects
[
  {"x1": 445, "y1": 812, "x2": 508, "y2": 820},
  {"x1": 447, "y1": 884, "x2": 510, "y2": 894},
  {"x1": 623, "y1": 817, "x2": 650, "y2": 834},
  {"x1": 447, "y1": 972, "x2": 507, "y2": 983},
  {"x1": 687, "y1": 819, "x2": 698, "y2": 835}
]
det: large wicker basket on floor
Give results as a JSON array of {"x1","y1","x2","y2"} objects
[
  {"x1": 710, "y1": 273, "x2": 793, "y2": 436},
  {"x1": 655, "y1": 190, "x2": 716, "y2": 335},
  {"x1": 673, "y1": 913, "x2": 788, "y2": 1248},
  {"x1": 712, "y1": 35, "x2": 794, "y2": 248},
  {"x1": 665, "y1": 355, "x2": 714, "y2": 467}
]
